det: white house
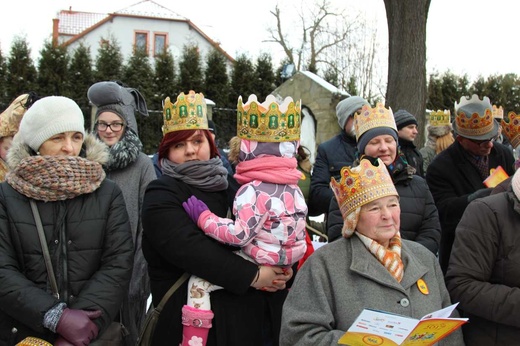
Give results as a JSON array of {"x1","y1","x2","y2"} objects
[{"x1": 53, "y1": 0, "x2": 234, "y2": 68}]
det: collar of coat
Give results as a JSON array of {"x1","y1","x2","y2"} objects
[{"x1": 348, "y1": 235, "x2": 430, "y2": 293}]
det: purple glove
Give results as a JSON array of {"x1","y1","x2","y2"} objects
[
  {"x1": 56, "y1": 308, "x2": 102, "y2": 345},
  {"x1": 182, "y1": 195, "x2": 209, "y2": 223}
]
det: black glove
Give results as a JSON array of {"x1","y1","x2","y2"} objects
[
  {"x1": 467, "y1": 188, "x2": 492, "y2": 202},
  {"x1": 56, "y1": 308, "x2": 102, "y2": 345}
]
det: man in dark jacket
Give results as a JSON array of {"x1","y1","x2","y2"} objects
[
  {"x1": 426, "y1": 94, "x2": 516, "y2": 274},
  {"x1": 394, "y1": 109, "x2": 424, "y2": 177},
  {"x1": 446, "y1": 169, "x2": 520, "y2": 345},
  {"x1": 308, "y1": 95, "x2": 368, "y2": 217}
]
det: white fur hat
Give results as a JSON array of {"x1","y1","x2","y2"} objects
[{"x1": 18, "y1": 96, "x2": 85, "y2": 152}]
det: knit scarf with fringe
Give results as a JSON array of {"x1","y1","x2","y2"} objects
[
  {"x1": 356, "y1": 231, "x2": 404, "y2": 283},
  {"x1": 6, "y1": 155, "x2": 105, "y2": 201},
  {"x1": 234, "y1": 156, "x2": 302, "y2": 185}
]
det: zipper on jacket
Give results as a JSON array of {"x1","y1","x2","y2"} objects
[{"x1": 59, "y1": 202, "x2": 69, "y2": 303}]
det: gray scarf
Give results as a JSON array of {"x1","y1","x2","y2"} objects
[{"x1": 161, "y1": 157, "x2": 228, "y2": 192}]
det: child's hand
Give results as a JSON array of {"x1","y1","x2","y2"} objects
[{"x1": 182, "y1": 195, "x2": 209, "y2": 223}]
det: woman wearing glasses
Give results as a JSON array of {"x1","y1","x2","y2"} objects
[{"x1": 87, "y1": 81, "x2": 157, "y2": 346}]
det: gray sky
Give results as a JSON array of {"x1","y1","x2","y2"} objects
[{"x1": 1, "y1": 0, "x2": 519, "y2": 82}]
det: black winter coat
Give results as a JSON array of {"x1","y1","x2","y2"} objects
[
  {"x1": 142, "y1": 175, "x2": 288, "y2": 346},
  {"x1": 399, "y1": 138, "x2": 424, "y2": 177},
  {"x1": 309, "y1": 132, "x2": 357, "y2": 216},
  {"x1": 327, "y1": 166, "x2": 441, "y2": 253},
  {"x1": 0, "y1": 179, "x2": 133, "y2": 345},
  {"x1": 426, "y1": 140, "x2": 515, "y2": 273},
  {"x1": 446, "y1": 188, "x2": 520, "y2": 345}
]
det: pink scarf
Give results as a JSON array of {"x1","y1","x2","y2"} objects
[{"x1": 234, "y1": 156, "x2": 302, "y2": 185}]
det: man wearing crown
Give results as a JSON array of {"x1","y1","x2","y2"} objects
[
  {"x1": 309, "y1": 95, "x2": 369, "y2": 218},
  {"x1": 425, "y1": 95, "x2": 516, "y2": 274}
]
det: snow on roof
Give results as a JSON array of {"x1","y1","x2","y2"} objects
[
  {"x1": 114, "y1": 0, "x2": 186, "y2": 20},
  {"x1": 57, "y1": 1, "x2": 187, "y2": 36},
  {"x1": 300, "y1": 70, "x2": 350, "y2": 96},
  {"x1": 57, "y1": 11, "x2": 109, "y2": 36}
]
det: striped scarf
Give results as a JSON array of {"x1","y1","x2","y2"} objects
[{"x1": 356, "y1": 232, "x2": 404, "y2": 283}]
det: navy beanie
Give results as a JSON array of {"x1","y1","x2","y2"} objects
[
  {"x1": 357, "y1": 127, "x2": 398, "y2": 154},
  {"x1": 394, "y1": 109, "x2": 418, "y2": 130}
]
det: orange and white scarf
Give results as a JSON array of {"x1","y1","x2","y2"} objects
[{"x1": 356, "y1": 232, "x2": 404, "y2": 283}]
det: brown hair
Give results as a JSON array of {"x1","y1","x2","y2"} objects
[{"x1": 157, "y1": 129, "x2": 219, "y2": 161}]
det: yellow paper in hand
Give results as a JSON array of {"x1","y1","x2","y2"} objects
[{"x1": 483, "y1": 166, "x2": 509, "y2": 188}]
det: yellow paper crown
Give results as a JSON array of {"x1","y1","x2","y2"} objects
[
  {"x1": 16, "y1": 337, "x2": 52, "y2": 346},
  {"x1": 429, "y1": 109, "x2": 451, "y2": 127},
  {"x1": 330, "y1": 157, "x2": 398, "y2": 219},
  {"x1": 0, "y1": 93, "x2": 30, "y2": 138},
  {"x1": 162, "y1": 90, "x2": 208, "y2": 135},
  {"x1": 501, "y1": 111, "x2": 520, "y2": 148},
  {"x1": 354, "y1": 103, "x2": 396, "y2": 142},
  {"x1": 453, "y1": 94, "x2": 494, "y2": 137},
  {"x1": 492, "y1": 105, "x2": 504, "y2": 119},
  {"x1": 237, "y1": 94, "x2": 301, "y2": 142}
]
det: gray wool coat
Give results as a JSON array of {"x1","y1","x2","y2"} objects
[
  {"x1": 281, "y1": 236, "x2": 464, "y2": 346},
  {"x1": 105, "y1": 152, "x2": 156, "y2": 301}
]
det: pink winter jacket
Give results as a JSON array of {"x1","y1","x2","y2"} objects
[{"x1": 198, "y1": 179, "x2": 307, "y2": 266}]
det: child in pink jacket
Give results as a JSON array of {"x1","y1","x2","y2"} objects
[{"x1": 181, "y1": 94, "x2": 307, "y2": 346}]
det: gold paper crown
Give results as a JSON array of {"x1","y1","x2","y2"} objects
[
  {"x1": 0, "y1": 93, "x2": 30, "y2": 138},
  {"x1": 501, "y1": 111, "x2": 520, "y2": 148},
  {"x1": 453, "y1": 94, "x2": 494, "y2": 137},
  {"x1": 492, "y1": 105, "x2": 504, "y2": 119},
  {"x1": 162, "y1": 90, "x2": 208, "y2": 135},
  {"x1": 237, "y1": 94, "x2": 301, "y2": 142},
  {"x1": 354, "y1": 103, "x2": 396, "y2": 142},
  {"x1": 429, "y1": 109, "x2": 451, "y2": 127},
  {"x1": 330, "y1": 157, "x2": 398, "y2": 219},
  {"x1": 15, "y1": 337, "x2": 52, "y2": 346}
]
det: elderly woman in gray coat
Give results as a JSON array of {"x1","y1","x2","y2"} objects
[{"x1": 280, "y1": 157, "x2": 464, "y2": 346}]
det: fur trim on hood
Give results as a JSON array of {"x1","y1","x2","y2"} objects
[{"x1": 7, "y1": 132, "x2": 109, "y2": 170}]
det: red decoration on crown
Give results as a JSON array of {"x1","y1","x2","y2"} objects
[
  {"x1": 502, "y1": 112, "x2": 520, "y2": 149},
  {"x1": 454, "y1": 95, "x2": 494, "y2": 137},
  {"x1": 330, "y1": 157, "x2": 398, "y2": 220}
]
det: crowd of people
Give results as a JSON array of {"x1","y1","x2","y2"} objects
[{"x1": 0, "y1": 86, "x2": 519, "y2": 346}]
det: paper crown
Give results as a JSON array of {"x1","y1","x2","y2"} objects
[
  {"x1": 330, "y1": 157, "x2": 398, "y2": 219},
  {"x1": 237, "y1": 94, "x2": 301, "y2": 142},
  {"x1": 354, "y1": 103, "x2": 396, "y2": 141},
  {"x1": 429, "y1": 109, "x2": 451, "y2": 127},
  {"x1": 501, "y1": 112, "x2": 520, "y2": 148},
  {"x1": 492, "y1": 105, "x2": 504, "y2": 119},
  {"x1": 0, "y1": 94, "x2": 31, "y2": 138},
  {"x1": 15, "y1": 337, "x2": 52, "y2": 346},
  {"x1": 162, "y1": 90, "x2": 208, "y2": 135},
  {"x1": 453, "y1": 94, "x2": 495, "y2": 138}
]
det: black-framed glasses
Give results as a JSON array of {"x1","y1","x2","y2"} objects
[
  {"x1": 468, "y1": 135, "x2": 498, "y2": 147},
  {"x1": 96, "y1": 122, "x2": 124, "y2": 132}
]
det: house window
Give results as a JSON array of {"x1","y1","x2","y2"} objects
[
  {"x1": 154, "y1": 33, "x2": 167, "y2": 56},
  {"x1": 135, "y1": 32, "x2": 148, "y2": 53}
]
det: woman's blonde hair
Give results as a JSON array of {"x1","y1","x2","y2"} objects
[
  {"x1": 227, "y1": 136, "x2": 241, "y2": 164},
  {"x1": 435, "y1": 132, "x2": 455, "y2": 154}
]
